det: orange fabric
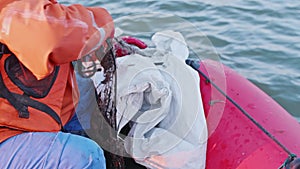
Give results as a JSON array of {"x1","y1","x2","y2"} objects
[
  {"x1": 0, "y1": 54, "x2": 78, "y2": 143},
  {"x1": 0, "y1": 0, "x2": 114, "y2": 79},
  {"x1": 0, "y1": 0, "x2": 114, "y2": 143},
  {"x1": 0, "y1": 128, "x2": 23, "y2": 143}
]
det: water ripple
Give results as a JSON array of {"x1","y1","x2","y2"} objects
[{"x1": 61, "y1": 0, "x2": 300, "y2": 117}]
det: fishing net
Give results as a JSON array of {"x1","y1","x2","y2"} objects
[
  {"x1": 76, "y1": 38, "x2": 148, "y2": 169},
  {"x1": 95, "y1": 46, "x2": 125, "y2": 169},
  {"x1": 76, "y1": 39, "x2": 125, "y2": 169}
]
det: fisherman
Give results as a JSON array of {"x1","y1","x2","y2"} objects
[{"x1": 0, "y1": 0, "x2": 114, "y2": 168}]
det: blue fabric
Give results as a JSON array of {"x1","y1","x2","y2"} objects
[
  {"x1": 0, "y1": 132, "x2": 106, "y2": 169},
  {"x1": 0, "y1": 72, "x2": 105, "y2": 168},
  {"x1": 64, "y1": 72, "x2": 98, "y2": 132}
]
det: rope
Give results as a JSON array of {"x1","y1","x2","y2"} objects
[
  {"x1": 112, "y1": 39, "x2": 298, "y2": 168},
  {"x1": 186, "y1": 59, "x2": 296, "y2": 157}
]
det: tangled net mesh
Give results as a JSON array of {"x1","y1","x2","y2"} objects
[
  {"x1": 76, "y1": 38, "x2": 147, "y2": 169},
  {"x1": 96, "y1": 47, "x2": 125, "y2": 169}
]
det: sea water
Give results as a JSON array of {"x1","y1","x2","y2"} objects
[{"x1": 61, "y1": 0, "x2": 300, "y2": 119}]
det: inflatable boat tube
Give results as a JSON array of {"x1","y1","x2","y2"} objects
[{"x1": 187, "y1": 59, "x2": 300, "y2": 169}]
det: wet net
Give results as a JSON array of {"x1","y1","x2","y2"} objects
[
  {"x1": 76, "y1": 39, "x2": 125, "y2": 169},
  {"x1": 95, "y1": 46, "x2": 125, "y2": 169},
  {"x1": 76, "y1": 39, "x2": 146, "y2": 169}
]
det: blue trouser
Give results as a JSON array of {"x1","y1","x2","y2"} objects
[
  {"x1": 0, "y1": 72, "x2": 105, "y2": 169},
  {"x1": 0, "y1": 132, "x2": 105, "y2": 169}
]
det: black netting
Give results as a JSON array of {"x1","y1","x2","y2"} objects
[
  {"x1": 97, "y1": 48, "x2": 126, "y2": 169},
  {"x1": 78, "y1": 38, "x2": 146, "y2": 169},
  {"x1": 77, "y1": 40, "x2": 126, "y2": 169},
  {"x1": 5, "y1": 54, "x2": 59, "y2": 98},
  {"x1": 95, "y1": 41, "x2": 146, "y2": 169}
]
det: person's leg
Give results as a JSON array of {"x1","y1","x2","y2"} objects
[
  {"x1": 0, "y1": 132, "x2": 106, "y2": 169},
  {"x1": 64, "y1": 71, "x2": 99, "y2": 137}
]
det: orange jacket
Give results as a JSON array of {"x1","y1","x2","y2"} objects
[{"x1": 0, "y1": 0, "x2": 114, "y2": 143}]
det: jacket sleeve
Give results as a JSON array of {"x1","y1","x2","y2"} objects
[{"x1": 0, "y1": 0, "x2": 114, "y2": 79}]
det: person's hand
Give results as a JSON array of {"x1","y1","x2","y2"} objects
[{"x1": 114, "y1": 36, "x2": 147, "y2": 57}]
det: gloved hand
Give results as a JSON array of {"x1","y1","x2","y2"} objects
[{"x1": 114, "y1": 36, "x2": 147, "y2": 57}]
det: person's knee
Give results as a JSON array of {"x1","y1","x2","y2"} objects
[{"x1": 59, "y1": 134, "x2": 106, "y2": 169}]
